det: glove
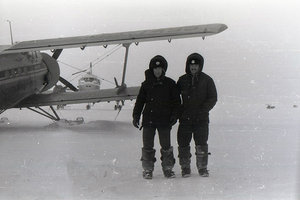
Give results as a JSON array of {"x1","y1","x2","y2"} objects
[
  {"x1": 170, "y1": 116, "x2": 177, "y2": 126},
  {"x1": 132, "y1": 118, "x2": 140, "y2": 129}
]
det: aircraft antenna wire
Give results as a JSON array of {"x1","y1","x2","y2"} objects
[
  {"x1": 57, "y1": 60, "x2": 82, "y2": 71},
  {"x1": 59, "y1": 44, "x2": 123, "y2": 87},
  {"x1": 70, "y1": 44, "x2": 122, "y2": 77},
  {"x1": 92, "y1": 44, "x2": 122, "y2": 67}
]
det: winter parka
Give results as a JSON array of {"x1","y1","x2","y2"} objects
[
  {"x1": 133, "y1": 56, "x2": 181, "y2": 128},
  {"x1": 177, "y1": 53, "x2": 217, "y2": 124}
]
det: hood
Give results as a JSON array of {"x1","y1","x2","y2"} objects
[
  {"x1": 185, "y1": 53, "x2": 204, "y2": 74},
  {"x1": 149, "y1": 55, "x2": 168, "y2": 77}
]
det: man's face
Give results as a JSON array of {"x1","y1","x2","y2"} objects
[
  {"x1": 153, "y1": 67, "x2": 163, "y2": 78},
  {"x1": 189, "y1": 64, "x2": 200, "y2": 75}
]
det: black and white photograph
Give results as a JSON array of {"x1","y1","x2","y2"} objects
[{"x1": 0, "y1": 0, "x2": 299, "y2": 199}]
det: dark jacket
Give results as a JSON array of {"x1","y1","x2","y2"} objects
[
  {"x1": 177, "y1": 53, "x2": 217, "y2": 124},
  {"x1": 133, "y1": 68, "x2": 180, "y2": 128}
]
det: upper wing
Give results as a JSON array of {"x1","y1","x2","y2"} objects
[
  {"x1": 14, "y1": 86, "x2": 140, "y2": 108},
  {"x1": 1, "y1": 23, "x2": 227, "y2": 54}
]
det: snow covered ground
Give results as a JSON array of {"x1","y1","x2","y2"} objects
[{"x1": 0, "y1": 100, "x2": 299, "y2": 200}]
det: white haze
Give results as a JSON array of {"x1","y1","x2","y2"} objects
[
  {"x1": 0, "y1": 0, "x2": 299, "y2": 199},
  {"x1": 0, "y1": 103, "x2": 299, "y2": 200}
]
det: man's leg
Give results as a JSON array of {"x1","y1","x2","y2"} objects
[
  {"x1": 177, "y1": 124, "x2": 193, "y2": 177},
  {"x1": 158, "y1": 127, "x2": 175, "y2": 178},
  {"x1": 141, "y1": 127, "x2": 156, "y2": 179},
  {"x1": 194, "y1": 122, "x2": 210, "y2": 177}
]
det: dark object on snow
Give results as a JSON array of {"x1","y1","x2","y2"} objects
[{"x1": 266, "y1": 104, "x2": 275, "y2": 109}]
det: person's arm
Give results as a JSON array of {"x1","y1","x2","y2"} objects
[
  {"x1": 170, "y1": 81, "x2": 182, "y2": 120},
  {"x1": 201, "y1": 78, "x2": 217, "y2": 112},
  {"x1": 132, "y1": 83, "x2": 146, "y2": 121}
]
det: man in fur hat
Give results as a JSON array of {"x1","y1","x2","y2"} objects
[
  {"x1": 132, "y1": 55, "x2": 180, "y2": 179},
  {"x1": 177, "y1": 53, "x2": 217, "y2": 177}
]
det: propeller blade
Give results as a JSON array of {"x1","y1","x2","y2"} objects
[
  {"x1": 52, "y1": 49, "x2": 63, "y2": 60},
  {"x1": 59, "y1": 76, "x2": 78, "y2": 91},
  {"x1": 51, "y1": 49, "x2": 77, "y2": 91}
]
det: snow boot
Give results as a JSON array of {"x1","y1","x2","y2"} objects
[
  {"x1": 163, "y1": 169, "x2": 175, "y2": 178},
  {"x1": 141, "y1": 148, "x2": 156, "y2": 178},
  {"x1": 198, "y1": 168, "x2": 209, "y2": 177},
  {"x1": 160, "y1": 147, "x2": 176, "y2": 178},
  {"x1": 143, "y1": 170, "x2": 153, "y2": 179},
  {"x1": 195, "y1": 145, "x2": 210, "y2": 177},
  {"x1": 181, "y1": 167, "x2": 191, "y2": 178},
  {"x1": 178, "y1": 146, "x2": 192, "y2": 177}
]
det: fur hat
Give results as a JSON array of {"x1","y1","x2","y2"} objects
[
  {"x1": 149, "y1": 55, "x2": 168, "y2": 72},
  {"x1": 185, "y1": 53, "x2": 204, "y2": 74}
]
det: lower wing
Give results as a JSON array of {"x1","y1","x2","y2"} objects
[{"x1": 14, "y1": 86, "x2": 140, "y2": 108}]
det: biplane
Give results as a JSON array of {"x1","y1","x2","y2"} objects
[{"x1": 0, "y1": 23, "x2": 227, "y2": 121}]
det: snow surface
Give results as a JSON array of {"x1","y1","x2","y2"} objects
[{"x1": 0, "y1": 101, "x2": 299, "y2": 200}]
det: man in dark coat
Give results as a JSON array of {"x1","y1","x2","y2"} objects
[
  {"x1": 132, "y1": 55, "x2": 180, "y2": 179},
  {"x1": 177, "y1": 53, "x2": 217, "y2": 177}
]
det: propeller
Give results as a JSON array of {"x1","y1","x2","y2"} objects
[
  {"x1": 52, "y1": 49, "x2": 78, "y2": 92},
  {"x1": 59, "y1": 77, "x2": 78, "y2": 92}
]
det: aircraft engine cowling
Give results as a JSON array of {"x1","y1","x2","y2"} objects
[{"x1": 41, "y1": 53, "x2": 60, "y2": 92}]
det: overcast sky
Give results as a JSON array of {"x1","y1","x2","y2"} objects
[{"x1": 1, "y1": 0, "x2": 300, "y2": 103}]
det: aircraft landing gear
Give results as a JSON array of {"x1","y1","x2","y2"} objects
[
  {"x1": 86, "y1": 104, "x2": 91, "y2": 110},
  {"x1": 114, "y1": 104, "x2": 122, "y2": 111},
  {"x1": 27, "y1": 106, "x2": 60, "y2": 121},
  {"x1": 57, "y1": 104, "x2": 65, "y2": 110},
  {"x1": 114, "y1": 100, "x2": 124, "y2": 111}
]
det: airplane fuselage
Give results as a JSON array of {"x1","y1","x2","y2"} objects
[
  {"x1": 0, "y1": 52, "x2": 59, "y2": 111},
  {"x1": 78, "y1": 73, "x2": 101, "y2": 91}
]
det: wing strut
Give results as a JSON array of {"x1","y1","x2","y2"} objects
[
  {"x1": 116, "y1": 43, "x2": 131, "y2": 95},
  {"x1": 121, "y1": 43, "x2": 131, "y2": 87},
  {"x1": 113, "y1": 43, "x2": 131, "y2": 113},
  {"x1": 27, "y1": 106, "x2": 60, "y2": 121}
]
